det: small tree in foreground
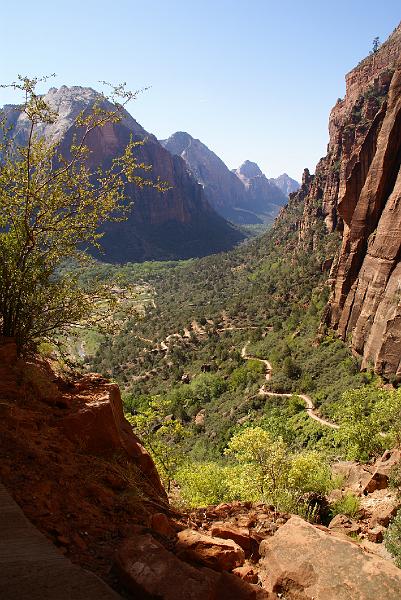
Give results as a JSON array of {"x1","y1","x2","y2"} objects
[{"x1": 0, "y1": 75, "x2": 166, "y2": 352}]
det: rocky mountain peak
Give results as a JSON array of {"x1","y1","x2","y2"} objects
[
  {"x1": 162, "y1": 131, "x2": 194, "y2": 155},
  {"x1": 236, "y1": 160, "x2": 263, "y2": 180},
  {"x1": 270, "y1": 172, "x2": 300, "y2": 197},
  {"x1": 5, "y1": 84, "x2": 147, "y2": 146}
]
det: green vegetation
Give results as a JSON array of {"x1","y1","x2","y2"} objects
[
  {"x1": 330, "y1": 493, "x2": 361, "y2": 519},
  {"x1": 71, "y1": 145, "x2": 397, "y2": 511},
  {"x1": 334, "y1": 387, "x2": 401, "y2": 461},
  {"x1": 0, "y1": 76, "x2": 165, "y2": 352},
  {"x1": 385, "y1": 510, "x2": 401, "y2": 567},
  {"x1": 125, "y1": 398, "x2": 189, "y2": 492},
  {"x1": 172, "y1": 426, "x2": 335, "y2": 519},
  {"x1": 372, "y1": 36, "x2": 381, "y2": 54}
]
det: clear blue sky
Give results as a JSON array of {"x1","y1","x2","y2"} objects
[{"x1": 1, "y1": 1, "x2": 400, "y2": 180}]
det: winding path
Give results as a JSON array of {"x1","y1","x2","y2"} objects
[{"x1": 241, "y1": 342, "x2": 339, "y2": 430}]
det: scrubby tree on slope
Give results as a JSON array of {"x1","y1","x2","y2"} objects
[{"x1": 0, "y1": 76, "x2": 164, "y2": 352}]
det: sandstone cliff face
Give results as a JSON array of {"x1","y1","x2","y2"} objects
[
  {"x1": 279, "y1": 24, "x2": 401, "y2": 379},
  {"x1": 2, "y1": 88, "x2": 243, "y2": 262},
  {"x1": 327, "y1": 28, "x2": 401, "y2": 380}
]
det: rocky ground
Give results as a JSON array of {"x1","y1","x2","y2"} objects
[{"x1": 1, "y1": 338, "x2": 401, "y2": 599}]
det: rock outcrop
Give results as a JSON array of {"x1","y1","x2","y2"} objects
[
  {"x1": 0, "y1": 339, "x2": 166, "y2": 592},
  {"x1": 326, "y1": 53, "x2": 401, "y2": 379},
  {"x1": 2, "y1": 88, "x2": 244, "y2": 262},
  {"x1": 116, "y1": 533, "x2": 271, "y2": 600},
  {"x1": 176, "y1": 529, "x2": 245, "y2": 572}
]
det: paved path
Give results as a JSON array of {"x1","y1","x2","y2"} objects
[
  {"x1": 0, "y1": 483, "x2": 121, "y2": 599},
  {"x1": 241, "y1": 343, "x2": 339, "y2": 430}
]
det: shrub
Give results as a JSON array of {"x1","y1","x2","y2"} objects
[
  {"x1": 175, "y1": 462, "x2": 231, "y2": 507},
  {"x1": 330, "y1": 493, "x2": 361, "y2": 519},
  {"x1": 385, "y1": 509, "x2": 401, "y2": 567}
]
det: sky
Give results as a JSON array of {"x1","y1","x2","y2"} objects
[{"x1": 1, "y1": 1, "x2": 400, "y2": 180}]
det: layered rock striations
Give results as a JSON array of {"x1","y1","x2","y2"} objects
[
  {"x1": 328, "y1": 58, "x2": 401, "y2": 379},
  {"x1": 2, "y1": 87, "x2": 243, "y2": 262},
  {"x1": 278, "y1": 23, "x2": 401, "y2": 378}
]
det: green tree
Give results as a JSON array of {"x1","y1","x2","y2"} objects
[
  {"x1": 0, "y1": 75, "x2": 166, "y2": 352},
  {"x1": 334, "y1": 387, "x2": 401, "y2": 460},
  {"x1": 225, "y1": 426, "x2": 290, "y2": 498},
  {"x1": 372, "y1": 36, "x2": 380, "y2": 53},
  {"x1": 175, "y1": 462, "x2": 230, "y2": 507},
  {"x1": 126, "y1": 397, "x2": 190, "y2": 492}
]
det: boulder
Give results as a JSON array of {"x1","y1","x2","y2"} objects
[
  {"x1": 367, "y1": 526, "x2": 385, "y2": 543},
  {"x1": 363, "y1": 471, "x2": 390, "y2": 494},
  {"x1": 210, "y1": 523, "x2": 251, "y2": 555},
  {"x1": 233, "y1": 565, "x2": 259, "y2": 584},
  {"x1": 375, "y1": 449, "x2": 401, "y2": 475},
  {"x1": 194, "y1": 409, "x2": 206, "y2": 426},
  {"x1": 150, "y1": 512, "x2": 176, "y2": 539},
  {"x1": 115, "y1": 533, "x2": 272, "y2": 600},
  {"x1": 176, "y1": 528, "x2": 245, "y2": 572},
  {"x1": 369, "y1": 498, "x2": 399, "y2": 528},
  {"x1": 328, "y1": 514, "x2": 361, "y2": 537},
  {"x1": 363, "y1": 449, "x2": 401, "y2": 494},
  {"x1": 259, "y1": 516, "x2": 401, "y2": 599},
  {"x1": 331, "y1": 461, "x2": 374, "y2": 494}
]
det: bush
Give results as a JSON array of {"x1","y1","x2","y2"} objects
[
  {"x1": 385, "y1": 509, "x2": 401, "y2": 567},
  {"x1": 334, "y1": 387, "x2": 401, "y2": 460},
  {"x1": 175, "y1": 462, "x2": 230, "y2": 506},
  {"x1": 330, "y1": 493, "x2": 361, "y2": 519}
]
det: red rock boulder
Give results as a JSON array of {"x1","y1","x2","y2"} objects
[
  {"x1": 211, "y1": 523, "x2": 251, "y2": 555},
  {"x1": 259, "y1": 516, "x2": 401, "y2": 599},
  {"x1": 116, "y1": 533, "x2": 272, "y2": 600},
  {"x1": 58, "y1": 377, "x2": 165, "y2": 496},
  {"x1": 176, "y1": 528, "x2": 245, "y2": 572}
]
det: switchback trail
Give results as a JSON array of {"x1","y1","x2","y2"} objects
[{"x1": 241, "y1": 342, "x2": 339, "y2": 430}]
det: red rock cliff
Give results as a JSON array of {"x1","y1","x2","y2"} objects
[
  {"x1": 327, "y1": 27, "x2": 401, "y2": 380},
  {"x1": 280, "y1": 24, "x2": 401, "y2": 379}
]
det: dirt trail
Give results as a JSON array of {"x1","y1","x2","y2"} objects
[
  {"x1": 241, "y1": 341, "x2": 272, "y2": 382},
  {"x1": 241, "y1": 342, "x2": 339, "y2": 430}
]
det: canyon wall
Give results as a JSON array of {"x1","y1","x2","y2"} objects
[{"x1": 281, "y1": 24, "x2": 401, "y2": 379}]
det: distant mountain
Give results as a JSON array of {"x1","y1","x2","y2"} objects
[
  {"x1": 2, "y1": 87, "x2": 244, "y2": 262},
  {"x1": 269, "y1": 173, "x2": 300, "y2": 197},
  {"x1": 233, "y1": 160, "x2": 288, "y2": 216},
  {"x1": 161, "y1": 133, "x2": 287, "y2": 224}
]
